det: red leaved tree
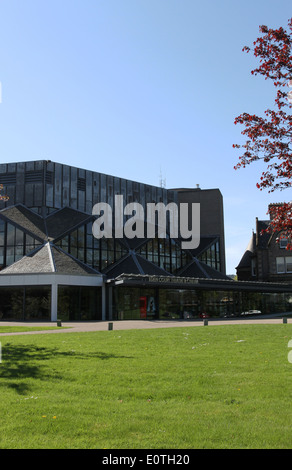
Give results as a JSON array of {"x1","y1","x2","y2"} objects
[{"x1": 234, "y1": 18, "x2": 292, "y2": 245}]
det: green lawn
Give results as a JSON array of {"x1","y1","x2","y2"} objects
[
  {"x1": 0, "y1": 326, "x2": 65, "y2": 334},
  {"x1": 0, "y1": 324, "x2": 292, "y2": 449}
]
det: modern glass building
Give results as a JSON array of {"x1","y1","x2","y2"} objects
[{"x1": 0, "y1": 160, "x2": 291, "y2": 322}]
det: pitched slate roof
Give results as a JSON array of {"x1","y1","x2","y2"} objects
[
  {"x1": 50, "y1": 245, "x2": 100, "y2": 275},
  {"x1": 46, "y1": 207, "x2": 92, "y2": 240},
  {"x1": 256, "y1": 220, "x2": 271, "y2": 248},
  {"x1": 103, "y1": 252, "x2": 171, "y2": 278},
  {"x1": 0, "y1": 205, "x2": 47, "y2": 241},
  {"x1": 104, "y1": 249, "x2": 229, "y2": 280},
  {"x1": 0, "y1": 243, "x2": 54, "y2": 273},
  {"x1": 236, "y1": 220, "x2": 272, "y2": 272},
  {"x1": 0, "y1": 204, "x2": 93, "y2": 242},
  {"x1": 0, "y1": 243, "x2": 100, "y2": 275},
  {"x1": 236, "y1": 233, "x2": 256, "y2": 270},
  {"x1": 178, "y1": 257, "x2": 230, "y2": 280}
]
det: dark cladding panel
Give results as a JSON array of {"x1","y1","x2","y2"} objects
[
  {"x1": 151, "y1": 185, "x2": 156, "y2": 204},
  {"x1": 156, "y1": 186, "x2": 163, "y2": 203},
  {"x1": 54, "y1": 163, "x2": 62, "y2": 209},
  {"x1": 34, "y1": 182, "x2": 43, "y2": 207},
  {"x1": 79, "y1": 167, "x2": 85, "y2": 179},
  {"x1": 85, "y1": 170, "x2": 93, "y2": 214},
  {"x1": 133, "y1": 181, "x2": 139, "y2": 203},
  {"x1": 62, "y1": 164, "x2": 70, "y2": 207},
  {"x1": 45, "y1": 161, "x2": 54, "y2": 209},
  {"x1": 46, "y1": 182, "x2": 54, "y2": 209},
  {"x1": 145, "y1": 185, "x2": 151, "y2": 205},
  {"x1": 113, "y1": 176, "x2": 121, "y2": 197},
  {"x1": 107, "y1": 175, "x2": 113, "y2": 209},
  {"x1": 35, "y1": 160, "x2": 44, "y2": 172},
  {"x1": 77, "y1": 167, "x2": 85, "y2": 212},
  {"x1": 24, "y1": 162, "x2": 35, "y2": 207},
  {"x1": 174, "y1": 188, "x2": 226, "y2": 274},
  {"x1": 0, "y1": 161, "x2": 181, "y2": 213},
  {"x1": 167, "y1": 189, "x2": 177, "y2": 204},
  {"x1": 7, "y1": 163, "x2": 16, "y2": 173},
  {"x1": 23, "y1": 160, "x2": 45, "y2": 207},
  {"x1": 120, "y1": 178, "x2": 126, "y2": 199},
  {"x1": 126, "y1": 180, "x2": 133, "y2": 204},
  {"x1": 100, "y1": 173, "x2": 106, "y2": 203},
  {"x1": 78, "y1": 186, "x2": 85, "y2": 212},
  {"x1": 92, "y1": 171, "x2": 100, "y2": 204},
  {"x1": 0, "y1": 162, "x2": 17, "y2": 207},
  {"x1": 24, "y1": 184, "x2": 34, "y2": 207},
  {"x1": 25, "y1": 161, "x2": 35, "y2": 172},
  {"x1": 164, "y1": 188, "x2": 171, "y2": 205},
  {"x1": 46, "y1": 161, "x2": 55, "y2": 173},
  {"x1": 33, "y1": 161, "x2": 44, "y2": 207},
  {"x1": 2, "y1": 186, "x2": 14, "y2": 207},
  {"x1": 139, "y1": 183, "x2": 145, "y2": 209},
  {"x1": 70, "y1": 166, "x2": 77, "y2": 209},
  {"x1": 15, "y1": 162, "x2": 25, "y2": 205},
  {"x1": 120, "y1": 178, "x2": 127, "y2": 224}
]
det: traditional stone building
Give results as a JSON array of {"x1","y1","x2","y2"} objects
[{"x1": 237, "y1": 205, "x2": 292, "y2": 283}]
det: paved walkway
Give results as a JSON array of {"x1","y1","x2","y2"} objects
[{"x1": 0, "y1": 317, "x2": 289, "y2": 336}]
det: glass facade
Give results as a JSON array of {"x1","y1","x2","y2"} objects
[
  {"x1": 0, "y1": 220, "x2": 42, "y2": 269},
  {"x1": 137, "y1": 236, "x2": 193, "y2": 273},
  {"x1": 112, "y1": 286, "x2": 292, "y2": 320},
  {"x1": 56, "y1": 223, "x2": 128, "y2": 271},
  {"x1": 0, "y1": 286, "x2": 51, "y2": 320},
  {"x1": 113, "y1": 287, "x2": 158, "y2": 320},
  {"x1": 198, "y1": 240, "x2": 221, "y2": 272},
  {"x1": 0, "y1": 215, "x2": 223, "y2": 279},
  {"x1": 57, "y1": 286, "x2": 102, "y2": 321},
  {"x1": 0, "y1": 285, "x2": 102, "y2": 321},
  {"x1": 55, "y1": 223, "x2": 223, "y2": 275}
]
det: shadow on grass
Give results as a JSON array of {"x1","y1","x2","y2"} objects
[{"x1": 0, "y1": 343, "x2": 133, "y2": 395}]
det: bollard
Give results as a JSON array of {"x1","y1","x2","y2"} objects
[
  {"x1": 283, "y1": 317, "x2": 288, "y2": 324},
  {"x1": 108, "y1": 322, "x2": 113, "y2": 330},
  {"x1": 204, "y1": 318, "x2": 208, "y2": 326},
  {"x1": 57, "y1": 319, "x2": 62, "y2": 327}
]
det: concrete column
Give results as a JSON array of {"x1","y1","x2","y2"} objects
[
  {"x1": 108, "y1": 286, "x2": 112, "y2": 321},
  {"x1": 51, "y1": 282, "x2": 58, "y2": 322},
  {"x1": 102, "y1": 284, "x2": 106, "y2": 321}
]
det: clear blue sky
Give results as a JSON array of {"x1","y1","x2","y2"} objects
[{"x1": 0, "y1": 0, "x2": 291, "y2": 274}]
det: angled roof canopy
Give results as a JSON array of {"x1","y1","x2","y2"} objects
[
  {"x1": 0, "y1": 242, "x2": 100, "y2": 275},
  {"x1": 0, "y1": 204, "x2": 93, "y2": 243}
]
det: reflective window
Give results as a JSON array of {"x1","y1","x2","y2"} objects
[
  {"x1": 57, "y1": 286, "x2": 102, "y2": 320},
  {"x1": 137, "y1": 236, "x2": 192, "y2": 274},
  {"x1": 0, "y1": 286, "x2": 50, "y2": 320},
  {"x1": 276, "y1": 257, "x2": 292, "y2": 273},
  {"x1": 113, "y1": 286, "x2": 292, "y2": 321},
  {"x1": 198, "y1": 240, "x2": 221, "y2": 272},
  {"x1": 0, "y1": 220, "x2": 42, "y2": 269},
  {"x1": 113, "y1": 287, "x2": 157, "y2": 320},
  {"x1": 280, "y1": 238, "x2": 288, "y2": 249},
  {"x1": 56, "y1": 222, "x2": 127, "y2": 272}
]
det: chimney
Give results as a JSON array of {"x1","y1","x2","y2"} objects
[{"x1": 268, "y1": 203, "x2": 283, "y2": 220}]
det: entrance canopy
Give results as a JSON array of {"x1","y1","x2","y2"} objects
[{"x1": 107, "y1": 273, "x2": 292, "y2": 293}]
